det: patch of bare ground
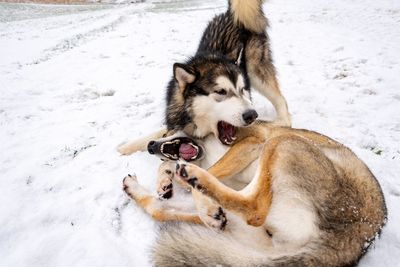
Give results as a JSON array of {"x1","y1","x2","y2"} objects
[{"x1": 1, "y1": 0, "x2": 102, "y2": 4}]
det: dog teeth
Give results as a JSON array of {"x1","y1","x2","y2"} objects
[
  {"x1": 164, "y1": 152, "x2": 178, "y2": 160},
  {"x1": 225, "y1": 139, "x2": 233, "y2": 145},
  {"x1": 231, "y1": 136, "x2": 237, "y2": 141},
  {"x1": 224, "y1": 138, "x2": 234, "y2": 145},
  {"x1": 189, "y1": 143, "x2": 199, "y2": 152}
]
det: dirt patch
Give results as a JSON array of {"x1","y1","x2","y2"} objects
[{"x1": 1, "y1": 0, "x2": 102, "y2": 4}]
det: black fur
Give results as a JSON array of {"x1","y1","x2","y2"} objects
[{"x1": 164, "y1": 10, "x2": 257, "y2": 133}]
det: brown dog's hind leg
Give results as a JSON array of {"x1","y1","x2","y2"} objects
[
  {"x1": 174, "y1": 136, "x2": 301, "y2": 227},
  {"x1": 175, "y1": 161, "x2": 272, "y2": 227},
  {"x1": 191, "y1": 190, "x2": 227, "y2": 231}
]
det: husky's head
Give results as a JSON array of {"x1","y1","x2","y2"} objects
[{"x1": 166, "y1": 54, "x2": 257, "y2": 145}]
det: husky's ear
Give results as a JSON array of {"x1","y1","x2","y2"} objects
[
  {"x1": 173, "y1": 63, "x2": 196, "y2": 91},
  {"x1": 234, "y1": 47, "x2": 244, "y2": 66}
]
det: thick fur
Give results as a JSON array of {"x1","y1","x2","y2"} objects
[
  {"x1": 230, "y1": 0, "x2": 267, "y2": 34},
  {"x1": 120, "y1": 0, "x2": 386, "y2": 265},
  {"x1": 122, "y1": 122, "x2": 387, "y2": 267},
  {"x1": 118, "y1": 0, "x2": 290, "y2": 155},
  {"x1": 165, "y1": 0, "x2": 290, "y2": 136},
  {"x1": 143, "y1": 123, "x2": 387, "y2": 267}
]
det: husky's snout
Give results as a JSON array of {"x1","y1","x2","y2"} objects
[{"x1": 242, "y1": 109, "x2": 258, "y2": 125}]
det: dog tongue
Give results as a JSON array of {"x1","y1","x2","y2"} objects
[
  {"x1": 179, "y1": 144, "x2": 197, "y2": 161},
  {"x1": 224, "y1": 123, "x2": 235, "y2": 142}
]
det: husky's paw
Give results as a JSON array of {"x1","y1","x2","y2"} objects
[{"x1": 200, "y1": 206, "x2": 227, "y2": 231}]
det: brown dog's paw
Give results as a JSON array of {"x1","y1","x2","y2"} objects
[
  {"x1": 122, "y1": 174, "x2": 137, "y2": 192},
  {"x1": 201, "y1": 206, "x2": 228, "y2": 231},
  {"x1": 212, "y1": 207, "x2": 228, "y2": 231},
  {"x1": 175, "y1": 162, "x2": 200, "y2": 188},
  {"x1": 157, "y1": 178, "x2": 173, "y2": 199}
]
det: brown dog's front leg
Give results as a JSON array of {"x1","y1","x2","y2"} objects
[{"x1": 175, "y1": 159, "x2": 273, "y2": 227}]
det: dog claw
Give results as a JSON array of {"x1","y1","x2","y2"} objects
[
  {"x1": 158, "y1": 182, "x2": 173, "y2": 199},
  {"x1": 201, "y1": 206, "x2": 228, "y2": 231},
  {"x1": 213, "y1": 207, "x2": 228, "y2": 230},
  {"x1": 122, "y1": 174, "x2": 138, "y2": 194},
  {"x1": 176, "y1": 163, "x2": 188, "y2": 178},
  {"x1": 162, "y1": 183, "x2": 173, "y2": 191}
]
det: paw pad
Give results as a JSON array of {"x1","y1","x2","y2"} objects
[
  {"x1": 213, "y1": 207, "x2": 227, "y2": 230},
  {"x1": 159, "y1": 183, "x2": 173, "y2": 199}
]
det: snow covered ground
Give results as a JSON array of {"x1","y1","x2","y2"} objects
[{"x1": 0, "y1": 0, "x2": 399, "y2": 266}]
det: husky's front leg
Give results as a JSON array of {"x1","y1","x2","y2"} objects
[{"x1": 123, "y1": 174, "x2": 202, "y2": 224}]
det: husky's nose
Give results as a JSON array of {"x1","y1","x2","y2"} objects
[
  {"x1": 147, "y1": 141, "x2": 157, "y2": 154},
  {"x1": 242, "y1": 109, "x2": 258, "y2": 125}
]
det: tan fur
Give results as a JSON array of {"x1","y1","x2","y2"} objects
[
  {"x1": 123, "y1": 174, "x2": 202, "y2": 224},
  {"x1": 207, "y1": 136, "x2": 263, "y2": 179},
  {"x1": 230, "y1": 0, "x2": 267, "y2": 34},
  {"x1": 123, "y1": 121, "x2": 386, "y2": 266}
]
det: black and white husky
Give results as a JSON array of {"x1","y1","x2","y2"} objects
[{"x1": 118, "y1": 0, "x2": 291, "y2": 156}]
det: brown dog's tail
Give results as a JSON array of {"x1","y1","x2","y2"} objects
[
  {"x1": 229, "y1": 0, "x2": 268, "y2": 34},
  {"x1": 152, "y1": 221, "x2": 378, "y2": 267}
]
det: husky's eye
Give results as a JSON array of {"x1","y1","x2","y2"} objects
[{"x1": 215, "y1": 89, "x2": 227, "y2": 95}]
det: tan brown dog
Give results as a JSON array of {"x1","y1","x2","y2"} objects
[{"x1": 123, "y1": 120, "x2": 387, "y2": 267}]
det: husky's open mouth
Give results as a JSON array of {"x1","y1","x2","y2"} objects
[
  {"x1": 160, "y1": 137, "x2": 203, "y2": 161},
  {"x1": 218, "y1": 121, "x2": 237, "y2": 145}
]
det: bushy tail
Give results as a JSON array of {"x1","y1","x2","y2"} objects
[
  {"x1": 229, "y1": 0, "x2": 268, "y2": 33},
  {"x1": 152, "y1": 223, "x2": 366, "y2": 267}
]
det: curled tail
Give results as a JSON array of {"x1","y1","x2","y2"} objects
[{"x1": 229, "y1": 0, "x2": 268, "y2": 33}]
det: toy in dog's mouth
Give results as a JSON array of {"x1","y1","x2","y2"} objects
[
  {"x1": 160, "y1": 137, "x2": 203, "y2": 161},
  {"x1": 218, "y1": 121, "x2": 237, "y2": 145}
]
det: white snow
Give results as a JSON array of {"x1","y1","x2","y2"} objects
[{"x1": 0, "y1": 0, "x2": 399, "y2": 266}]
